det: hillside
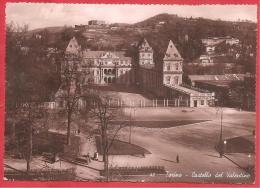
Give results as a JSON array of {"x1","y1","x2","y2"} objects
[
  {"x1": 5, "y1": 13, "x2": 256, "y2": 107},
  {"x1": 27, "y1": 26, "x2": 67, "y2": 36},
  {"x1": 134, "y1": 13, "x2": 182, "y2": 27},
  {"x1": 25, "y1": 13, "x2": 257, "y2": 62}
]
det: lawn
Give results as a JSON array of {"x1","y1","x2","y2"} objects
[
  {"x1": 95, "y1": 136, "x2": 151, "y2": 155},
  {"x1": 224, "y1": 134, "x2": 255, "y2": 153},
  {"x1": 111, "y1": 120, "x2": 211, "y2": 128}
]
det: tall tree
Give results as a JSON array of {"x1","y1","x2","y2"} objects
[
  {"x1": 10, "y1": 101, "x2": 48, "y2": 173},
  {"x1": 89, "y1": 92, "x2": 126, "y2": 181},
  {"x1": 57, "y1": 53, "x2": 83, "y2": 145}
]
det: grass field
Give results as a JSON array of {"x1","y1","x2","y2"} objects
[
  {"x1": 95, "y1": 136, "x2": 151, "y2": 155},
  {"x1": 111, "y1": 120, "x2": 211, "y2": 128}
]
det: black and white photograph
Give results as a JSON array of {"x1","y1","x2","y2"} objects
[{"x1": 4, "y1": 3, "x2": 257, "y2": 183}]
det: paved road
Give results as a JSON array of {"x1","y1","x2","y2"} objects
[{"x1": 108, "y1": 107, "x2": 255, "y2": 183}]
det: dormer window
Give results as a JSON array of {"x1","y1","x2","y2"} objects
[{"x1": 174, "y1": 53, "x2": 178, "y2": 57}]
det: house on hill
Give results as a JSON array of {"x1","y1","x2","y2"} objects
[{"x1": 201, "y1": 36, "x2": 240, "y2": 56}]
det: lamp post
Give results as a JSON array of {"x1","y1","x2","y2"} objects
[
  {"x1": 216, "y1": 99, "x2": 224, "y2": 158},
  {"x1": 219, "y1": 108, "x2": 224, "y2": 157},
  {"x1": 248, "y1": 154, "x2": 251, "y2": 168},
  {"x1": 223, "y1": 140, "x2": 227, "y2": 156}
]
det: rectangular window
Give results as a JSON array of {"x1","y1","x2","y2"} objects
[
  {"x1": 201, "y1": 100, "x2": 204, "y2": 105},
  {"x1": 166, "y1": 64, "x2": 171, "y2": 71},
  {"x1": 174, "y1": 76, "x2": 179, "y2": 84},
  {"x1": 166, "y1": 76, "x2": 171, "y2": 84}
]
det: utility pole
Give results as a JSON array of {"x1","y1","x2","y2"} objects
[{"x1": 219, "y1": 107, "x2": 224, "y2": 158}]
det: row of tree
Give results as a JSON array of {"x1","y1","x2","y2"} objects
[{"x1": 6, "y1": 25, "x2": 128, "y2": 179}]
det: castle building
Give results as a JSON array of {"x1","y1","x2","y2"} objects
[
  {"x1": 63, "y1": 37, "x2": 134, "y2": 86},
  {"x1": 136, "y1": 38, "x2": 215, "y2": 107},
  {"x1": 60, "y1": 37, "x2": 214, "y2": 107}
]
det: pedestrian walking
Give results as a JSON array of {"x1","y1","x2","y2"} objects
[
  {"x1": 86, "y1": 153, "x2": 91, "y2": 164},
  {"x1": 94, "y1": 151, "x2": 99, "y2": 161},
  {"x1": 176, "y1": 154, "x2": 179, "y2": 163}
]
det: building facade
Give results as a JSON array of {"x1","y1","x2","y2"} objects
[
  {"x1": 61, "y1": 37, "x2": 214, "y2": 107},
  {"x1": 136, "y1": 38, "x2": 214, "y2": 107},
  {"x1": 64, "y1": 37, "x2": 134, "y2": 86},
  {"x1": 163, "y1": 40, "x2": 183, "y2": 86}
]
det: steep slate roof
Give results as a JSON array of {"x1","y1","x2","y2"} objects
[
  {"x1": 163, "y1": 40, "x2": 183, "y2": 61},
  {"x1": 65, "y1": 37, "x2": 81, "y2": 55},
  {"x1": 138, "y1": 38, "x2": 153, "y2": 52}
]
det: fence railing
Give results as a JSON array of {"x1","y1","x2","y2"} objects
[
  {"x1": 100, "y1": 166, "x2": 166, "y2": 176},
  {"x1": 4, "y1": 168, "x2": 76, "y2": 181},
  {"x1": 91, "y1": 99, "x2": 190, "y2": 108}
]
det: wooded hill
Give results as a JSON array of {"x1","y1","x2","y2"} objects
[{"x1": 5, "y1": 13, "x2": 257, "y2": 106}]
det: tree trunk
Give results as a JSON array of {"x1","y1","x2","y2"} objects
[
  {"x1": 12, "y1": 121, "x2": 16, "y2": 156},
  {"x1": 101, "y1": 125, "x2": 106, "y2": 162},
  {"x1": 26, "y1": 159, "x2": 30, "y2": 173},
  {"x1": 104, "y1": 152, "x2": 109, "y2": 182},
  {"x1": 26, "y1": 123, "x2": 32, "y2": 173},
  {"x1": 67, "y1": 111, "x2": 71, "y2": 145}
]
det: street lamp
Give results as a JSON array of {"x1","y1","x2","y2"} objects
[
  {"x1": 223, "y1": 140, "x2": 227, "y2": 156},
  {"x1": 216, "y1": 100, "x2": 225, "y2": 158},
  {"x1": 247, "y1": 153, "x2": 253, "y2": 173}
]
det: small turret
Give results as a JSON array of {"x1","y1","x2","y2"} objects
[
  {"x1": 163, "y1": 40, "x2": 183, "y2": 86},
  {"x1": 138, "y1": 38, "x2": 154, "y2": 68},
  {"x1": 65, "y1": 37, "x2": 81, "y2": 55},
  {"x1": 163, "y1": 40, "x2": 183, "y2": 61}
]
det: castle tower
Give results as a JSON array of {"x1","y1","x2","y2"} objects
[
  {"x1": 65, "y1": 37, "x2": 81, "y2": 55},
  {"x1": 163, "y1": 40, "x2": 183, "y2": 86},
  {"x1": 138, "y1": 38, "x2": 154, "y2": 68},
  {"x1": 62, "y1": 37, "x2": 82, "y2": 86}
]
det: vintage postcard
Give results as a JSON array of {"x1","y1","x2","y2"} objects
[{"x1": 0, "y1": 1, "x2": 259, "y2": 187}]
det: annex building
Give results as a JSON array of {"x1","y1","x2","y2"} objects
[{"x1": 61, "y1": 37, "x2": 214, "y2": 107}]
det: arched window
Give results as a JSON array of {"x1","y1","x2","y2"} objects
[
  {"x1": 112, "y1": 77, "x2": 116, "y2": 83},
  {"x1": 176, "y1": 64, "x2": 179, "y2": 70},
  {"x1": 166, "y1": 76, "x2": 171, "y2": 84},
  {"x1": 174, "y1": 76, "x2": 179, "y2": 85}
]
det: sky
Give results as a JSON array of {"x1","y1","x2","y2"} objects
[{"x1": 5, "y1": 3, "x2": 257, "y2": 30}]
